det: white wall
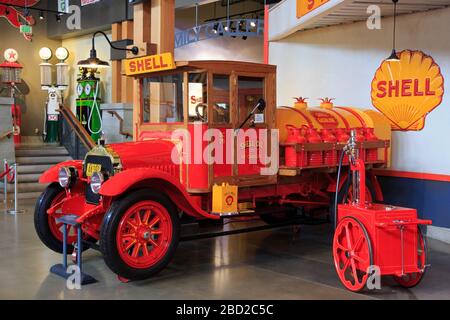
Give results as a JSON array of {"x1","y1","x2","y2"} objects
[
  {"x1": 270, "y1": 7, "x2": 450, "y2": 175},
  {"x1": 61, "y1": 32, "x2": 113, "y2": 112}
]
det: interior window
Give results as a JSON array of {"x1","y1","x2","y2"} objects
[
  {"x1": 212, "y1": 74, "x2": 230, "y2": 124},
  {"x1": 238, "y1": 76, "x2": 264, "y2": 126},
  {"x1": 141, "y1": 74, "x2": 184, "y2": 123},
  {"x1": 188, "y1": 72, "x2": 208, "y2": 122}
]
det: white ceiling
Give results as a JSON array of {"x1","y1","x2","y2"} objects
[
  {"x1": 307, "y1": 0, "x2": 450, "y2": 30},
  {"x1": 269, "y1": 0, "x2": 450, "y2": 41}
]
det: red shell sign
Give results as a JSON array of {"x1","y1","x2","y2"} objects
[{"x1": 371, "y1": 50, "x2": 444, "y2": 131}]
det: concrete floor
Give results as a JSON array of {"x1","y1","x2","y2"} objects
[{"x1": 1, "y1": 199, "x2": 450, "y2": 300}]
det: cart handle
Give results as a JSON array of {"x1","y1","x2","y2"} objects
[{"x1": 376, "y1": 219, "x2": 432, "y2": 228}]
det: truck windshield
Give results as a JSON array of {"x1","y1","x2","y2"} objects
[{"x1": 141, "y1": 74, "x2": 184, "y2": 124}]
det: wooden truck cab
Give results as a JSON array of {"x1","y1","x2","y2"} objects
[{"x1": 133, "y1": 60, "x2": 278, "y2": 193}]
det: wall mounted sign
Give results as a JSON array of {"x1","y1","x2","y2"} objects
[
  {"x1": 19, "y1": 24, "x2": 32, "y2": 35},
  {"x1": 124, "y1": 53, "x2": 176, "y2": 76},
  {"x1": 297, "y1": 0, "x2": 330, "y2": 19},
  {"x1": 0, "y1": 0, "x2": 39, "y2": 41},
  {"x1": 175, "y1": 19, "x2": 264, "y2": 49},
  {"x1": 58, "y1": 0, "x2": 70, "y2": 13},
  {"x1": 371, "y1": 50, "x2": 444, "y2": 131}
]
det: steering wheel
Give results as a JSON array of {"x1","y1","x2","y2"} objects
[{"x1": 195, "y1": 103, "x2": 208, "y2": 122}]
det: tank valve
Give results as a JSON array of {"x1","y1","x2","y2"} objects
[{"x1": 343, "y1": 129, "x2": 357, "y2": 162}]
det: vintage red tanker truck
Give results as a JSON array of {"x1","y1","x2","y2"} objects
[{"x1": 34, "y1": 60, "x2": 428, "y2": 290}]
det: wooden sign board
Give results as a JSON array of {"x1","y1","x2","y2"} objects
[
  {"x1": 371, "y1": 50, "x2": 444, "y2": 131},
  {"x1": 297, "y1": 0, "x2": 330, "y2": 19},
  {"x1": 124, "y1": 52, "x2": 176, "y2": 76}
]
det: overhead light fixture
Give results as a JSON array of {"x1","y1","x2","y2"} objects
[
  {"x1": 77, "y1": 31, "x2": 139, "y2": 69},
  {"x1": 238, "y1": 20, "x2": 247, "y2": 40},
  {"x1": 386, "y1": 0, "x2": 400, "y2": 62},
  {"x1": 224, "y1": 0, "x2": 230, "y2": 32},
  {"x1": 39, "y1": 11, "x2": 44, "y2": 20},
  {"x1": 231, "y1": 21, "x2": 237, "y2": 38}
]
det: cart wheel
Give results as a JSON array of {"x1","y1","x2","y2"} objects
[
  {"x1": 333, "y1": 217, "x2": 373, "y2": 292},
  {"x1": 100, "y1": 190, "x2": 180, "y2": 281},
  {"x1": 393, "y1": 228, "x2": 427, "y2": 288}
]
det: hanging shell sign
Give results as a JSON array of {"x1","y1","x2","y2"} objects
[{"x1": 371, "y1": 50, "x2": 444, "y2": 131}]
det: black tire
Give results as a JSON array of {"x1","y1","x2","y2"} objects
[
  {"x1": 100, "y1": 189, "x2": 180, "y2": 281},
  {"x1": 34, "y1": 183, "x2": 96, "y2": 254},
  {"x1": 34, "y1": 184, "x2": 69, "y2": 253}
]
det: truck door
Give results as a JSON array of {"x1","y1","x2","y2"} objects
[
  {"x1": 209, "y1": 74, "x2": 233, "y2": 181},
  {"x1": 235, "y1": 75, "x2": 271, "y2": 186}
]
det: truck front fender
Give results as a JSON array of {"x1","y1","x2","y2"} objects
[
  {"x1": 100, "y1": 168, "x2": 218, "y2": 220},
  {"x1": 39, "y1": 160, "x2": 84, "y2": 184}
]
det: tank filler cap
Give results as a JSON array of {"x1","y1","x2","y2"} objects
[
  {"x1": 320, "y1": 98, "x2": 335, "y2": 109},
  {"x1": 293, "y1": 97, "x2": 308, "y2": 110}
]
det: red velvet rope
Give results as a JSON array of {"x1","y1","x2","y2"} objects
[{"x1": 0, "y1": 164, "x2": 14, "y2": 182}]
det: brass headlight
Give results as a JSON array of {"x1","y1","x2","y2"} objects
[
  {"x1": 58, "y1": 167, "x2": 71, "y2": 188},
  {"x1": 90, "y1": 171, "x2": 104, "y2": 194}
]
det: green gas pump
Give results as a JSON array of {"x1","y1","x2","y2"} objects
[{"x1": 76, "y1": 68, "x2": 102, "y2": 142}]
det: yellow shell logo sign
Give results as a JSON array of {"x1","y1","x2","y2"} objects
[{"x1": 371, "y1": 50, "x2": 444, "y2": 131}]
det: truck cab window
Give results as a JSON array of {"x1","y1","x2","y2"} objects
[
  {"x1": 238, "y1": 76, "x2": 265, "y2": 126},
  {"x1": 188, "y1": 72, "x2": 208, "y2": 122},
  {"x1": 141, "y1": 74, "x2": 184, "y2": 124},
  {"x1": 212, "y1": 74, "x2": 230, "y2": 124}
]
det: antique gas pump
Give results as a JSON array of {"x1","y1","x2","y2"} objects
[
  {"x1": 0, "y1": 48, "x2": 23, "y2": 145},
  {"x1": 39, "y1": 47, "x2": 70, "y2": 143},
  {"x1": 76, "y1": 68, "x2": 102, "y2": 142},
  {"x1": 333, "y1": 130, "x2": 432, "y2": 292}
]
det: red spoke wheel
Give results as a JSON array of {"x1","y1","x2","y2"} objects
[
  {"x1": 34, "y1": 183, "x2": 96, "y2": 254},
  {"x1": 393, "y1": 228, "x2": 427, "y2": 288},
  {"x1": 333, "y1": 217, "x2": 373, "y2": 292},
  {"x1": 100, "y1": 190, "x2": 180, "y2": 281}
]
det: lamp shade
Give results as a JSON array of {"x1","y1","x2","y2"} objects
[
  {"x1": 386, "y1": 49, "x2": 400, "y2": 62},
  {"x1": 77, "y1": 56, "x2": 110, "y2": 69}
]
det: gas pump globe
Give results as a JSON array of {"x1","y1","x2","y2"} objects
[
  {"x1": 39, "y1": 47, "x2": 70, "y2": 143},
  {"x1": 1, "y1": 49, "x2": 22, "y2": 85}
]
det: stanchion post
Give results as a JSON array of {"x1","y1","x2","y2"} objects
[
  {"x1": 8, "y1": 163, "x2": 25, "y2": 215},
  {"x1": 14, "y1": 163, "x2": 17, "y2": 213},
  {"x1": 3, "y1": 159, "x2": 7, "y2": 204}
]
